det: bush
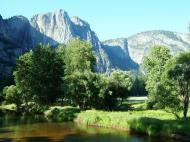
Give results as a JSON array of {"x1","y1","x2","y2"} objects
[
  {"x1": 3, "y1": 85, "x2": 21, "y2": 110},
  {"x1": 44, "y1": 106, "x2": 80, "y2": 122},
  {"x1": 20, "y1": 103, "x2": 47, "y2": 115}
]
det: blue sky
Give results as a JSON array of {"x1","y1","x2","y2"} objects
[{"x1": 1, "y1": 0, "x2": 190, "y2": 40}]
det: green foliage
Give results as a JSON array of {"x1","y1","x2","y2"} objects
[
  {"x1": 3, "y1": 85, "x2": 21, "y2": 110},
  {"x1": 14, "y1": 44, "x2": 64, "y2": 105},
  {"x1": 130, "y1": 73, "x2": 147, "y2": 96},
  {"x1": 64, "y1": 38, "x2": 96, "y2": 74},
  {"x1": 65, "y1": 70, "x2": 133, "y2": 110},
  {"x1": 155, "y1": 59, "x2": 182, "y2": 118},
  {"x1": 63, "y1": 39, "x2": 133, "y2": 110},
  {"x1": 13, "y1": 51, "x2": 33, "y2": 105},
  {"x1": 64, "y1": 71, "x2": 99, "y2": 109},
  {"x1": 143, "y1": 46, "x2": 190, "y2": 119},
  {"x1": 143, "y1": 45, "x2": 172, "y2": 108},
  {"x1": 63, "y1": 39, "x2": 98, "y2": 109},
  {"x1": 44, "y1": 106, "x2": 80, "y2": 122},
  {"x1": 98, "y1": 70, "x2": 133, "y2": 110},
  {"x1": 20, "y1": 103, "x2": 47, "y2": 115},
  {"x1": 166, "y1": 52, "x2": 190, "y2": 119}
]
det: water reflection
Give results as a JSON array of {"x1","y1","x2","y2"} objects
[{"x1": 0, "y1": 116, "x2": 180, "y2": 142}]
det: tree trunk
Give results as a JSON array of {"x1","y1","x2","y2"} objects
[
  {"x1": 183, "y1": 95, "x2": 189, "y2": 119},
  {"x1": 183, "y1": 81, "x2": 189, "y2": 119}
]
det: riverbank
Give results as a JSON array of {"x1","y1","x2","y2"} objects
[
  {"x1": 0, "y1": 115, "x2": 175, "y2": 142},
  {"x1": 75, "y1": 110, "x2": 190, "y2": 141},
  {"x1": 1, "y1": 103, "x2": 190, "y2": 141},
  {"x1": 42, "y1": 105, "x2": 190, "y2": 141}
]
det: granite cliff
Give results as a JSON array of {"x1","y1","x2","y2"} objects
[{"x1": 0, "y1": 10, "x2": 190, "y2": 88}]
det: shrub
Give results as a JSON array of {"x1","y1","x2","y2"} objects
[{"x1": 44, "y1": 106, "x2": 80, "y2": 122}]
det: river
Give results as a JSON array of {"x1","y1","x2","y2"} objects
[{"x1": 0, "y1": 115, "x2": 179, "y2": 142}]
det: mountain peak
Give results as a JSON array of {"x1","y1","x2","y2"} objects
[
  {"x1": 30, "y1": 9, "x2": 73, "y2": 44},
  {"x1": 31, "y1": 9, "x2": 69, "y2": 21},
  {"x1": 9, "y1": 15, "x2": 29, "y2": 22},
  {"x1": 71, "y1": 16, "x2": 90, "y2": 27},
  {"x1": 54, "y1": 9, "x2": 66, "y2": 14},
  {"x1": 52, "y1": 9, "x2": 69, "y2": 17}
]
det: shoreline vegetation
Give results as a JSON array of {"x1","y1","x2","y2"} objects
[
  {"x1": 1, "y1": 97, "x2": 190, "y2": 141},
  {"x1": 75, "y1": 110, "x2": 190, "y2": 141}
]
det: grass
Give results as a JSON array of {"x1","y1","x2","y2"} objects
[
  {"x1": 127, "y1": 96, "x2": 147, "y2": 101},
  {"x1": 118, "y1": 96, "x2": 147, "y2": 111},
  {"x1": 74, "y1": 96, "x2": 190, "y2": 138},
  {"x1": 126, "y1": 96, "x2": 147, "y2": 104},
  {"x1": 75, "y1": 109, "x2": 190, "y2": 138}
]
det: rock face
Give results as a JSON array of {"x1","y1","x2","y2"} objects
[
  {"x1": 0, "y1": 10, "x2": 111, "y2": 88},
  {"x1": 0, "y1": 10, "x2": 190, "y2": 88},
  {"x1": 103, "y1": 30, "x2": 190, "y2": 65},
  {"x1": 102, "y1": 38, "x2": 139, "y2": 71},
  {"x1": 0, "y1": 13, "x2": 60, "y2": 88},
  {"x1": 127, "y1": 30, "x2": 190, "y2": 64},
  {"x1": 30, "y1": 10, "x2": 107, "y2": 72},
  {"x1": 0, "y1": 15, "x2": 34, "y2": 88},
  {"x1": 31, "y1": 10, "x2": 71, "y2": 45}
]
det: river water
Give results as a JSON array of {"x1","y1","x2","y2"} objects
[{"x1": 0, "y1": 115, "x2": 179, "y2": 142}]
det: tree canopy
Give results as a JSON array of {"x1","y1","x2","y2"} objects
[
  {"x1": 14, "y1": 44, "x2": 64, "y2": 105},
  {"x1": 167, "y1": 52, "x2": 190, "y2": 119},
  {"x1": 143, "y1": 45, "x2": 172, "y2": 108}
]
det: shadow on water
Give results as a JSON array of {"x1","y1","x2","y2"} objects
[
  {"x1": 0, "y1": 115, "x2": 46, "y2": 128},
  {"x1": 0, "y1": 138, "x2": 13, "y2": 142},
  {"x1": 20, "y1": 137, "x2": 53, "y2": 142},
  {"x1": 61, "y1": 133, "x2": 144, "y2": 142},
  {"x1": 3, "y1": 133, "x2": 179, "y2": 142},
  {"x1": 0, "y1": 129, "x2": 14, "y2": 134}
]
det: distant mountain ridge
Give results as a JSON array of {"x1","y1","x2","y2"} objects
[
  {"x1": 102, "y1": 30, "x2": 190, "y2": 65},
  {"x1": 0, "y1": 9, "x2": 190, "y2": 88},
  {"x1": 127, "y1": 30, "x2": 190, "y2": 63}
]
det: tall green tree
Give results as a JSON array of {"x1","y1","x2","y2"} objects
[
  {"x1": 64, "y1": 38, "x2": 96, "y2": 74},
  {"x1": 32, "y1": 44, "x2": 64, "y2": 104},
  {"x1": 14, "y1": 51, "x2": 33, "y2": 105},
  {"x1": 64, "y1": 71, "x2": 99, "y2": 109},
  {"x1": 63, "y1": 38, "x2": 96, "y2": 109},
  {"x1": 167, "y1": 52, "x2": 190, "y2": 119},
  {"x1": 14, "y1": 44, "x2": 64, "y2": 105},
  {"x1": 155, "y1": 60, "x2": 182, "y2": 118},
  {"x1": 143, "y1": 45, "x2": 172, "y2": 108}
]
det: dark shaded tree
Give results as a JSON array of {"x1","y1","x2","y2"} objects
[
  {"x1": 14, "y1": 44, "x2": 64, "y2": 105},
  {"x1": 130, "y1": 73, "x2": 147, "y2": 96},
  {"x1": 98, "y1": 70, "x2": 133, "y2": 110}
]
